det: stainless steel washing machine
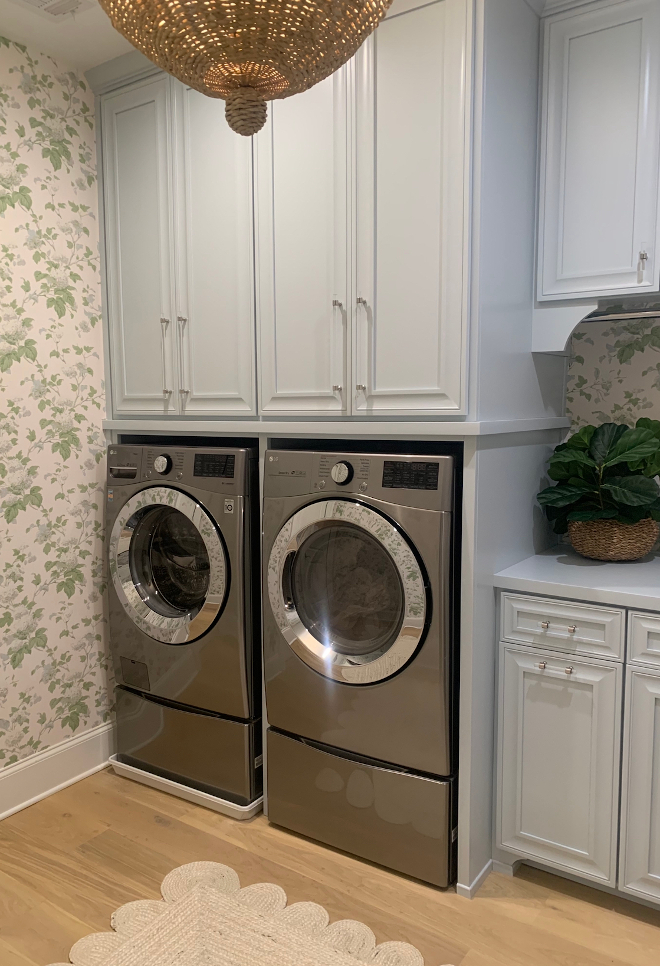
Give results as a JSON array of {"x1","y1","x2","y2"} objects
[
  {"x1": 106, "y1": 443, "x2": 261, "y2": 808},
  {"x1": 263, "y1": 449, "x2": 457, "y2": 885}
]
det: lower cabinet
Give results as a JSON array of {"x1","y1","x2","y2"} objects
[
  {"x1": 619, "y1": 668, "x2": 660, "y2": 902},
  {"x1": 497, "y1": 643, "x2": 622, "y2": 886}
]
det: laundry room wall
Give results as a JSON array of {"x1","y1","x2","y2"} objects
[
  {"x1": 0, "y1": 36, "x2": 110, "y2": 769},
  {"x1": 567, "y1": 315, "x2": 660, "y2": 429}
]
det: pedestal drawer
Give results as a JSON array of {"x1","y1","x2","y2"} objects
[{"x1": 501, "y1": 593, "x2": 624, "y2": 661}]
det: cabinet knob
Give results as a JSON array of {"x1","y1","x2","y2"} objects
[
  {"x1": 565, "y1": 666, "x2": 574, "y2": 675},
  {"x1": 567, "y1": 625, "x2": 577, "y2": 634},
  {"x1": 640, "y1": 250, "x2": 649, "y2": 264},
  {"x1": 356, "y1": 297, "x2": 367, "y2": 305},
  {"x1": 538, "y1": 662, "x2": 546, "y2": 670},
  {"x1": 332, "y1": 299, "x2": 343, "y2": 309},
  {"x1": 332, "y1": 385, "x2": 342, "y2": 392},
  {"x1": 356, "y1": 384, "x2": 366, "y2": 392},
  {"x1": 540, "y1": 620, "x2": 550, "y2": 630}
]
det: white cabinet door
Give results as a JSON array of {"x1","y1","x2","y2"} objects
[
  {"x1": 538, "y1": 0, "x2": 660, "y2": 300},
  {"x1": 353, "y1": 0, "x2": 468, "y2": 415},
  {"x1": 254, "y1": 73, "x2": 348, "y2": 415},
  {"x1": 102, "y1": 76, "x2": 178, "y2": 414},
  {"x1": 173, "y1": 84, "x2": 256, "y2": 415},
  {"x1": 497, "y1": 644, "x2": 621, "y2": 885},
  {"x1": 619, "y1": 669, "x2": 660, "y2": 902}
]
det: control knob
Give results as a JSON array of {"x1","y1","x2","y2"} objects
[
  {"x1": 330, "y1": 460, "x2": 354, "y2": 485},
  {"x1": 153, "y1": 454, "x2": 173, "y2": 475}
]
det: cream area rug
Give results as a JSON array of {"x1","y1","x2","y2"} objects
[{"x1": 47, "y1": 861, "x2": 453, "y2": 966}]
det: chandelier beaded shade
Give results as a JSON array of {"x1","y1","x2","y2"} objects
[{"x1": 98, "y1": 0, "x2": 394, "y2": 136}]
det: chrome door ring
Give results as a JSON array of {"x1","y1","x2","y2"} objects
[{"x1": 267, "y1": 499, "x2": 427, "y2": 684}]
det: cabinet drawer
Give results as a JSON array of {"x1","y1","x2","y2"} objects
[
  {"x1": 501, "y1": 593, "x2": 624, "y2": 661},
  {"x1": 628, "y1": 612, "x2": 660, "y2": 668}
]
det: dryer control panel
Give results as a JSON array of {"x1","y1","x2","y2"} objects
[
  {"x1": 265, "y1": 450, "x2": 453, "y2": 511},
  {"x1": 106, "y1": 445, "x2": 252, "y2": 496}
]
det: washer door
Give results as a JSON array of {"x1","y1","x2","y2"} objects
[
  {"x1": 267, "y1": 499, "x2": 427, "y2": 683},
  {"x1": 109, "y1": 486, "x2": 228, "y2": 644}
]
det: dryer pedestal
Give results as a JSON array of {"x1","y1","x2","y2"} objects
[
  {"x1": 267, "y1": 729, "x2": 456, "y2": 887},
  {"x1": 114, "y1": 686, "x2": 262, "y2": 807}
]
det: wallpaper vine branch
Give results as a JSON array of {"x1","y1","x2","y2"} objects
[{"x1": 0, "y1": 36, "x2": 110, "y2": 768}]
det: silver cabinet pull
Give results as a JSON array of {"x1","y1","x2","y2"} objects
[
  {"x1": 332, "y1": 299, "x2": 343, "y2": 309},
  {"x1": 356, "y1": 296, "x2": 367, "y2": 306},
  {"x1": 640, "y1": 250, "x2": 649, "y2": 265},
  {"x1": 177, "y1": 316, "x2": 189, "y2": 395},
  {"x1": 567, "y1": 625, "x2": 577, "y2": 634},
  {"x1": 565, "y1": 666, "x2": 574, "y2": 675},
  {"x1": 356, "y1": 384, "x2": 367, "y2": 392},
  {"x1": 540, "y1": 620, "x2": 550, "y2": 630},
  {"x1": 538, "y1": 662, "x2": 546, "y2": 670},
  {"x1": 332, "y1": 385, "x2": 342, "y2": 393},
  {"x1": 159, "y1": 318, "x2": 172, "y2": 397}
]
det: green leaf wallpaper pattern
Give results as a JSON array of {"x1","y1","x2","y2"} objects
[
  {"x1": 0, "y1": 37, "x2": 110, "y2": 768},
  {"x1": 567, "y1": 317, "x2": 660, "y2": 430}
]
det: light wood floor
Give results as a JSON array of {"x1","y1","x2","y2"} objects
[{"x1": 1, "y1": 769, "x2": 660, "y2": 966}]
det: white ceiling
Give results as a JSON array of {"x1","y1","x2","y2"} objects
[{"x1": 0, "y1": 0, "x2": 133, "y2": 72}]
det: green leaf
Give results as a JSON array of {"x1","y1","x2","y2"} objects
[
  {"x1": 537, "y1": 484, "x2": 592, "y2": 507},
  {"x1": 565, "y1": 425, "x2": 597, "y2": 450},
  {"x1": 589, "y1": 423, "x2": 630, "y2": 464},
  {"x1": 601, "y1": 475, "x2": 660, "y2": 506},
  {"x1": 549, "y1": 448, "x2": 596, "y2": 469},
  {"x1": 567, "y1": 508, "x2": 618, "y2": 522},
  {"x1": 604, "y1": 428, "x2": 660, "y2": 468},
  {"x1": 636, "y1": 417, "x2": 660, "y2": 440}
]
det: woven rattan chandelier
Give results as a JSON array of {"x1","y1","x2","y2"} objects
[{"x1": 99, "y1": 0, "x2": 394, "y2": 136}]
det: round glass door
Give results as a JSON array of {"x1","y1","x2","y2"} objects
[
  {"x1": 109, "y1": 486, "x2": 228, "y2": 644},
  {"x1": 267, "y1": 499, "x2": 427, "y2": 683}
]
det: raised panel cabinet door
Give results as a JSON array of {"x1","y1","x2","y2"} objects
[
  {"x1": 497, "y1": 644, "x2": 621, "y2": 885},
  {"x1": 619, "y1": 669, "x2": 660, "y2": 902},
  {"x1": 254, "y1": 72, "x2": 348, "y2": 414},
  {"x1": 538, "y1": 0, "x2": 660, "y2": 299},
  {"x1": 173, "y1": 84, "x2": 256, "y2": 415},
  {"x1": 353, "y1": 0, "x2": 469, "y2": 415},
  {"x1": 102, "y1": 76, "x2": 177, "y2": 414}
]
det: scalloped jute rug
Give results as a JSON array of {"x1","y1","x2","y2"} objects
[{"x1": 47, "y1": 861, "x2": 453, "y2": 966}]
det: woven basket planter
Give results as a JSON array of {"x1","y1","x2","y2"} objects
[{"x1": 568, "y1": 518, "x2": 659, "y2": 561}]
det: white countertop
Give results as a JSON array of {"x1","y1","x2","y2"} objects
[{"x1": 494, "y1": 546, "x2": 660, "y2": 610}]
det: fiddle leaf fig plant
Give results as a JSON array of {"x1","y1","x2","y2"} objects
[{"x1": 537, "y1": 419, "x2": 660, "y2": 534}]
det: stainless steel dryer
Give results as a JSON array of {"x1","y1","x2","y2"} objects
[
  {"x1": 106, "y1": 443, "x2": 261, "y2": 810},
  {"x1": 263, "y1": 449, "x2": 457, "y2": 886}
]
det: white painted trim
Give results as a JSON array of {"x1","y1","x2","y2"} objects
[
  {"x1": 109, "y1": 755, "x2": 263, "y2": 819},
  {"x1": 456, "y1": 859, "x2": 493, "y2": 899},
  {"x1": 102, "y1": 416, "x2": 570, "y2": 438},
  {"x1": 0, "y1": 722, "x2": 114, "y2": 821},
  {"x1": 492, "y1": 858, "x2": 522, "y2": 876}
]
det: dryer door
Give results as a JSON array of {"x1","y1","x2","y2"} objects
[
  {"x1": 267, "y1": 499, "x2": 427, "y2": 683},
  {"x1": 109, "y1": 486, "x2": 228, "y2": 644}
]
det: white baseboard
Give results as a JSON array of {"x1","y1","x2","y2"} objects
[
  {"x1": 456, "y1": 859, "x2": 493, "y2": 899},
  {"x1": 0, "y1": 721, "x2": 115, "y2": 821}
]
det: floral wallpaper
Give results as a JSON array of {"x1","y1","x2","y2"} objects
[
  {"x1": 0, "y1": 37, "x2": 110, "y2": 769},
  {"x1": 567, "y1": 316, "x2": 660, "y2": 430}
]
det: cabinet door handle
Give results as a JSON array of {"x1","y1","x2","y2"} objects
[
  {"x1": 540, "y1": 621, "x2": 550, "y2": 630},
  {"x1": 567, "y1": 625, "x2": 577, "y2": 634},
  {"x1": 159, "y1": 318, "x2": 172, "y2": 397},
  {"x1": 332, "y1": 299, "x2": 343, "y2": 309},
  {"x1": 356, "y1": 384, "x2": 367, "y2": 392},
  {"x1": 538, "y1": 662, "x2": 546, "y2": 670},
  {"x1": 565, "y1": 666, "x2": 574, "y2": 675},
  {"x1": 640, "y1": 250, "x2": 649, "y2": 266},
  {"x1": 356, "y1": 296, "x2": 367, "y2": 306},
  {"x1": 177, "y1": 316, "x2": 189, "y2": 395},
  {"x1": 332, "y1": 385, "x2": 342, "y2": 393}
]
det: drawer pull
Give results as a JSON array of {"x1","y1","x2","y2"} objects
[
  {"x1": 540, "y1": 621, "x2": 550, "y2": 630},
  {"x1": 567, "y1": 625, "x2": 577, "y2": 634},
  {"x1": 538, "y1": 662, "x2": 547, "y2": 670},
  {"x1": 565, "y1": 666, "x2": 574, "y2": 675}
]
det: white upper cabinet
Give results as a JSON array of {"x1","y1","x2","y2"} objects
[
  {"x1": 354, "y1": 0, "x2": 468, "y2": 414},
  {"x1": 173, "y1": 86, "x2": 256, "y2": 415},
  {"x1": 538, "y1": 0, "x2": 660, "y2": 300},
  {"x1": 102, "y1": 77, "x2": 177, "y2": 414},
  {"x1": 254, "y1": 73, "x2": 348, "y2": 415}
]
